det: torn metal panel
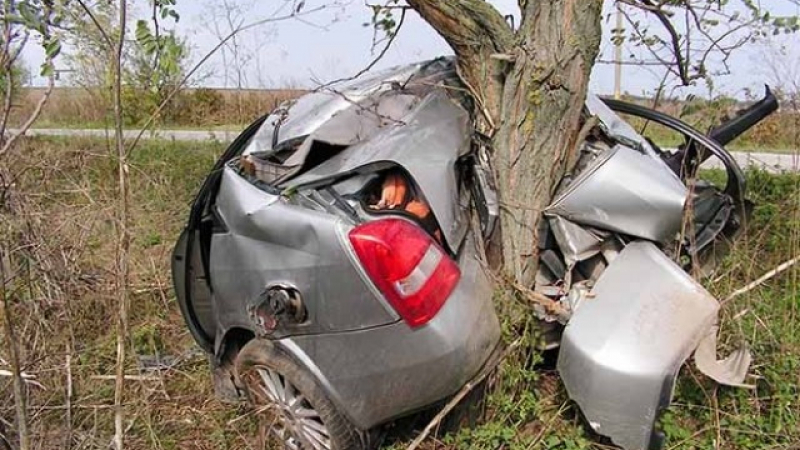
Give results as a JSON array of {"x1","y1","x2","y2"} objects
[
  {"x1": 471, "y1": 151, "x2": 499, "y2": 239},
  {"x1": 547, "y1": 215, "x2": 603, "y2": 265},
  {"x1": 308, "y1": 93, "x2": 420, "y2": 146},
  {"x1": 276, "y1": 65, "x2": 425, "y2": 144},
  {"x1": 286, "y1": 91, "x2": 472, "y2": 248},
  {"x1": 694, "y1": 325, "x2": 753, "y2": 388},
  {"x1": 586, "y1": 94, "x2": 659, "y2": 159},
  {"x1": 558, "y1": 241, "x2": 719, "y2": 450},
  {"x1": 243, "y1": 63, "x2": 427, "y2": 156},
  {"x1": 242, "y1": 92, "x2": 422, "y2": 186},
  {"x1": 547, "y1": 145, "x2": 688, "y2": 243}
]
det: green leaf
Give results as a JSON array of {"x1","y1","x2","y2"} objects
[
  {"x1": 44, "y1": 39, "x2": 62, "y2": 59},
  {"x1": 40, "y1": 62, "x2": 54, "y2": 78},
  {"x1": 135, "y1": 20, "x2": 157, "y2": 55},
  {"x1": 17, "y1": 2, "x2": 39, "y2": 28}
]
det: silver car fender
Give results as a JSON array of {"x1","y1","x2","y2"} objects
[{"x1": 557, "y1": 241, "x2": 719, "y2": 450}]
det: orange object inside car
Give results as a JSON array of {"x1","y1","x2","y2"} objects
[
  {"x1": 373, "y1": 171, "x2": 442, "y2": 242},
  {"x1": 377, "y1": 173, "x2": 408, "y2": 209}
]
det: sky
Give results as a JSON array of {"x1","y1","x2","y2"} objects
[{"x1": 26, "y1": 0, "x2": 800, "y2": 99}]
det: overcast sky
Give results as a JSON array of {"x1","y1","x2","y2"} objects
[{"x1": 28, "y1": 0, "x2": 800, "y2": 98}]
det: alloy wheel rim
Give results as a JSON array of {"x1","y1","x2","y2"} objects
[{"x1": 252, "y1": 366, "x2": 332, "y2": 450}]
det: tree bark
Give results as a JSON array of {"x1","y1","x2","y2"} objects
[
  {"x1": 495, "y1": 0, "x2": 603, "y2": 285},
  {"x1": 406, "y1": 0, "x2": 512, "y2": 132},
  {"x1": 409, "y1": 0, "x2": 603, "y2": 287}
]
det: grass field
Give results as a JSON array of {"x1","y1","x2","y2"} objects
[
  {"x1": 1, "y1": 136, "x2": 798, "y2": 449},
  {"x1": 619, "y1": 108, "x2": 800, "y2": 154},
  {"x1": 10, "y1": 87, "x2": 800, "y2": 154},
  {"x1": 9, "y1": 87, "x2": 302, "y2": 130}
]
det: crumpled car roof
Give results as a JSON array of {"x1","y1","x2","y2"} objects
[{"x1": 244, "y1": 58, "x2": 472, "y2": 248}]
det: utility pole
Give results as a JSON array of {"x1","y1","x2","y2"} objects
[{"x1": 614, "y1": 4, "x2": 623, "y2": 100}]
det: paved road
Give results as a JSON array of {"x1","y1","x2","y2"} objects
[
  {"x1": 701, "y1": 151, "x2": 799, "y2": 173},
  {"x1": 11, "y1": 127, "x2": 800, "y2": 173}
]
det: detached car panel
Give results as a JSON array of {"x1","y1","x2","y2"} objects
[{"x1": 557, "y1": 241, "x2": 719, "y2": 450}]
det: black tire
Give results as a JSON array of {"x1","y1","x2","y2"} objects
[{"x1": 235, "y1": 339, "x2": 366, "y2": 450}]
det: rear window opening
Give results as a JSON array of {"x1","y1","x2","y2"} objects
[
  {"x1": 232, "y1": 151, "x2": 447, "y2": 248},
  {"x1": 356, "y1": 168, "x2": 444, "y2": 245}
]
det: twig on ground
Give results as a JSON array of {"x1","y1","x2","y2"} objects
[
  {"x1": 92, "y1": 375, "x2": 161, "y2": 382},
  {"x1": 0, "y1": 370, "x2": 45, "y2": 389},
  {"x1": 405, "y1": 339, "x2": 520, "y2": 450},
  {"x1": 65, "y1": 343, "x2": 73, "y2": 450},
  {"x1": 721, "y1": 256, "x2": 800, "y2": 306}
]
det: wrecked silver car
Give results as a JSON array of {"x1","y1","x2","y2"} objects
[
  {"x1": 173, "y1": 59, "x2": 501, "y2": 450},
  {"x1": 172, "y1": 58, "x2": 777, "y2": 450}
]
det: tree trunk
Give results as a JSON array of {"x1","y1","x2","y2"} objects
[
  {"x1": 494, "y1": 1, "x2": 603, "y2": 285},
  {"x1": 408, "y1": 0, "x2": 602, "y2": 287}
]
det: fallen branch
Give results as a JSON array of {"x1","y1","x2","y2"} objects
[
  {"x1": 721, "y1": 256, "x2": 800, "y2": 306},
  {"x1": 0, "y1": 370, "x2": 45, "y2": 390},
  {"x1": 91, "y1": 375, "x2": 160, "y2": 382},
  {"x1": 499, "y1": 272, "x2": 570, "y2": 319},
  {"x1": 405, "y1": 339, "x2": 520, "y2": 450}
]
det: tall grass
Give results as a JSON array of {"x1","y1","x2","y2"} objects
[
  {"x1": 1, "y1": 136, "x2": 265, "y2": 449},
  {"x1": 9, "y1": 88, "x2": 304, "y2": 129}
]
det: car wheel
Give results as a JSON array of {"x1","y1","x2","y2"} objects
[{"x1": 235, "y1": 339, "x2": 365, "y2": 450}]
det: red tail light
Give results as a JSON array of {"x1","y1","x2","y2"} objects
[{"x1": 348, "y1": 218, "x2": 460, "y2": 327}]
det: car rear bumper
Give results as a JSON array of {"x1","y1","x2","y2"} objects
[{"x1": 278, "y1": 241, "x2": 501, "y2": 430}]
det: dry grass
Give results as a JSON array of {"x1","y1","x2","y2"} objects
[
  {"x1": 8, "y1": 88, "x2": 304, "y2": 129},
  {"x1": 0, "y1": 136, "x2": 264, "y2": 450}
]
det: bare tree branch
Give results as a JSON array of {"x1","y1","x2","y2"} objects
[
  {"x1": 317, "y1": 7, "x2": 407, "y2": 88},
  {"x1": 639, "y1": 0, "x2": 691, "y2": 84},
  {"x1": 74, "y1": 0, "x2": 113, "y2": 48},
  {"x1": 0, "y1": 68, "x2": 54, "y2": 159},
  {"x1": 111, "y1": 1, "x2": 129, "y2": 449},
  {"x1": 127, "y1": 4, "x2": 331, "y2": 154}
]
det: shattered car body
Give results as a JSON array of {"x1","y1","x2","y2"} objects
[
  {"x1": 172, "y1": 58, "x2": 777, "y2": 449},
  {"x1": 173, "y1": 59, "x2": 502, "y2": 449}
]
